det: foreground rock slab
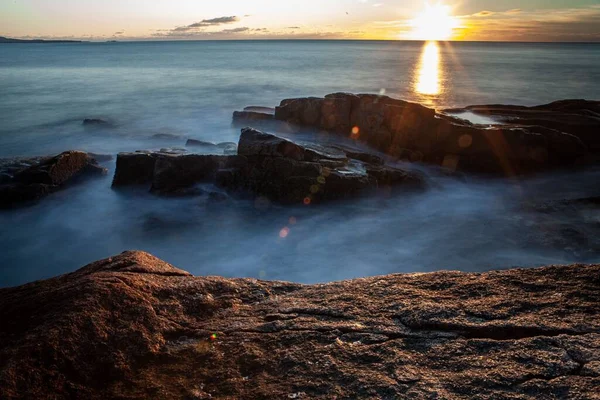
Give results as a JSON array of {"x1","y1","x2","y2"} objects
[
  {"x1": 0, "y1": 251, "x2": 598, "y2": 399},
  {"x1": 234, "y1": 94, "x2": 599, "y2": 175},
  {"x1": 0, "y1": 151, "x2": 107, "y2": 208}
]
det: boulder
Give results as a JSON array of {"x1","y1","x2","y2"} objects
[
  {"x1": 0, "y1": 151, "x2": 107, "y2": 208},
  {"x1": 0, "y1": 250, "x2": 599, "y2": 399},
  {"x1": 445, "y1": 99, "x2": 600, "y2": 152},
  {"x1": 264, "y1": 93, "x2": 594, "y2": 175},
  {"x1": 232, "y1": 111, "x2": 274, "y2": 125},
  {"x1": 112, "y1": 128, "x2": 426, "y2": 204}
]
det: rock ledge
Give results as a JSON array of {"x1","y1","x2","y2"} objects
[{"x1": 1, "y1": 251, "x2": 599, "y2": 399}]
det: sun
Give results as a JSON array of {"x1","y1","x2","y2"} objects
[{"x1": 409, "y1": 3, "x2": 459, "y2": 41}]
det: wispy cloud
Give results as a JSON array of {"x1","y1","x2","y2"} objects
[{"x1": 172, "y1": 16, "x2": 239, "y2": 33}]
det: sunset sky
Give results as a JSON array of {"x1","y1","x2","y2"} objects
[{"x1": 1, "y1": 0, "x2": 599, "y2": 42}]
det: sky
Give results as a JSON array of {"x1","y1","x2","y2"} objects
[{"x1": 1, "y1": 0, "x2": 600, "y2": 42}]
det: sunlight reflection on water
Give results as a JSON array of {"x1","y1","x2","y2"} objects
[{"x1": 415, "y1": 41, "x2": 442, "y2": 99}]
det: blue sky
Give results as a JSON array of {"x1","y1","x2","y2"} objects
[{"x1": 1, "y1": 0, "x2": 599, "y2": 41}]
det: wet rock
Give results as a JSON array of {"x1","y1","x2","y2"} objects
[
  {"x1": 151, "y1": 154, "x2": 247, "y2": 195},
  {"x1": 113, "y1": 128, "x2": 426, "y2": 204},
  {"x1": 218, "y1": 128, "x2": 425, "y2": 204},
  {"x1": 446, "y1": 100, "x2": 600, "y2": 152},
  {"x1": 0, "y1": 151, "x2": 107, "y2": 208},
  {"x1": 244, "y1": 106, "x2": 275, "y2": 114},
  {"x1": 0, "y1": 250, "x2": 598, "y2": 399},
  {"x1": 232, "y1": 111, "x2": 274, "y2": 125},
  {"x1": 112, "y1": 152, "x2": 159, "y2": 186},
  {"x1": 83, "y1": 118, "x2": 111, "y2": 126},
  {"x1": 264, "y1": 93, "x2": 594, "y2": 175}
]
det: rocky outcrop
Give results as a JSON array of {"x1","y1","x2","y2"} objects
[
  {"x1": 0, "y1": 151, "x2": 107, "y2": 208},
  {"x1": 234, "y1": 94, "x2": 597, "y2": 175},
  {"x1": 445, "y1": 100, "x2": 600, "y2": 153},
  {"x1": 0, "y1": 250, "x2": 598, "y2": 399},
  {"x1": 113, "y1": 128, "x2": 426, "y2": 204}
]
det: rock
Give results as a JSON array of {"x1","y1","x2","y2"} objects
[
  {"x1": 1, "y1": 250, "x2": 599, "y2": 399},
  {"x1": 113, "y1": 128, "x2": 426, "y2": 204},
  {"x1": 232, "y1": 111, "x2": 274, "y2": 125},
  {"x1": 446, "y1": 100, "x2": 600, "y2": 152},
  {"x1": 83, "y1": 118, "x2": 111, "y2": 126},
  {"x1": 151, "y1": 154, "x2": 247, "y2": 195},
  {"x1": 186, "y1": 139, "x2": 218, "y2": 148},
  {"x1": 112, "y1": 152, "x2": 159, "y2": 186},
  {"x1": 266, "y1": 93, "x2": 593, "y2": 175},
  {"x1": 0, "y1": 151, "x2": 107, "y2": 208},
  {"x1": 244, "y1": 106, "x2": 275, "y2": 114}
]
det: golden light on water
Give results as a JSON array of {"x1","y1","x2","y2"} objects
[{"x1": 415, "y1": 41, "x2": 441, "y2": 96}]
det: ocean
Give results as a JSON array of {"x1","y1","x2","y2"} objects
[{"x1": 1, "y1": 40, "x2": 599, "y2": 287}]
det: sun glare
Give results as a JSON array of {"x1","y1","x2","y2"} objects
[
  {"x1": 415, "y1": 41, "x2": 441, "y2": 96},
  {"x1": 410, "y1": 3, "x2": 458, "y2": 41}
]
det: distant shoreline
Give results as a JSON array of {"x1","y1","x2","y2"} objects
[{"x1": 0, "y1": 36, "x2": 83, "y2": 44}]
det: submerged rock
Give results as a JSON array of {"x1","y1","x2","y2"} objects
[
  {"x1": 0, "y1": 250, "x2": 598, "y2": 399},
  {"x1": 113, "y1": 128, "x2": 426, "y2": 204},
  {"x1": 233, "y1": 93, "x2": 596, "y2": 175},
  {"x1": 82, "y1": 118, "x2": 111, "y2": 126},
  {"x1": 0, "y1": 151, "x2": 107, "y2": 208}
]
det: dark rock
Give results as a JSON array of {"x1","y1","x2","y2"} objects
[
  {"x1": 83, "y1": 118, "x2": 111, "y2": 126},
  {"x1": 186, "y1": 139, "x2": 218, "y2": 148},
  {"x1": 0, "y1": 151, "x2": 107, "y2": 208},
  {"x1": 232, "y1": 111, "x2": 274, "y2": 125},
  {"x1": 218, "y1": 128, "x2": 425, "y2": 204},
  {"x1": 1, "y1": 250, "x2": 599, "y2": 399},
  {"x1": 269, "y1": 93, "x2": 593, "y2": 175},
  {"x1": 445, "y1": 99, "x2": 600, "y2": 153},
  {"x1": 113, "y1": 128, "x2": 426, "y2": 204},
  {"x1": 151, "y1": 154, "x2": 247, "y2": 195},
  {"x1": 112, "y1": 152, "x2": 158, "y2": 187},
  {"x1": 244, "y1": 106, "x2": 275, "y2": 114}
]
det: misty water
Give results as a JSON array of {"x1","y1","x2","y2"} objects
[{"x1": 1, "y1": 40, "x2": 599, "y2": 287}]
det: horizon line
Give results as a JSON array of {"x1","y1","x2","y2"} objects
[{"x1": 3, "y1": 37, "x2": 600, "y2": 44}]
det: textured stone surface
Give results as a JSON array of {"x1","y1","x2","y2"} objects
[
  {"x1": 258, "y1": 93, "x2": 595, "y2": 175},
  {"x1": 0, "y1": 151, "x2": 107, "y2": 208},
  {"x1": 112, "y1": 128, "x2": 427, "y2": 204},
  {"x1": 0, "y1": 251, "x2": 599, "y2": 399}
]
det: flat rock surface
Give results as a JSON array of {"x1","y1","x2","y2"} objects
[{"x1": 1, "y1": 251, "x2": 599, "y2": 399}]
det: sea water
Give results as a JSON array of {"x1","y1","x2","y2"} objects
[{"x1": 1, "y1": 40, "x2": 599, "y2": 287}]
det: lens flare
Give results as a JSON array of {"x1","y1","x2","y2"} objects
[{"x1": 279, "y1": 227, "x2": 290, "y2": 238}]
